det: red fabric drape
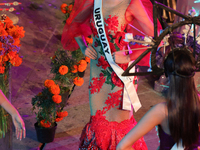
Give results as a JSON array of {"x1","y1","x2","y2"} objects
[
  {"x1": 61, "y1": 0, "x2": 94, "y2": 51},
  {"x1": 61, "y1": 0, "x2": 162, "y2": 67}
]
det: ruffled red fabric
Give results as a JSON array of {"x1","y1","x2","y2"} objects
[
  {"x1": 79, "y1": 115, "x2": 147, "y2": 150},
  {"x1": 61, "y1": 0, "x2": 94, "y2": 51},
  {"x1": 125, "y1": 0, "x2": 162, "y2": 67},
  {"x1": 61, "y1": 0, "x2": 162, "y2": 52}
]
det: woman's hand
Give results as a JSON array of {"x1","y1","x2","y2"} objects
[
  {"x1": 11, "y1": 113, "x2": 26, "y2": 140},
  {"x1": 112, "y1": 51, "x2": 131, "y2": 64},
  {"x1": 75, "y1": 36, "x2": 97, "y2": 59},
  {"x1": 84, "y1": 45, "x2": 97, "y2": 60}
]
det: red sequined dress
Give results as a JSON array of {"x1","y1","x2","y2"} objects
[{"x1": 62, "y1": 0, "x2": 161, "y2": 149}]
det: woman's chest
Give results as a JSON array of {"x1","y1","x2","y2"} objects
[{"x1": 92, "y1": 0, "x2": 130, "y2": 32}]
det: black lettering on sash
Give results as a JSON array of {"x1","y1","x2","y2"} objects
[
  {"x1": 100, "y1": 34, "x2": 106, "y2": 41},
  {"x1": 95, "y1": 8, "x2": 100, "y2": 13},
  {"x1": 95, "y1": 14, "x2": 101, "y2": 20},
  {"x1": 102, "y1": 42, "x2": 107, "y2": 48},
  {"x1": 94, "y1": 8, "x2": 101, "y2": 20},
  {"x1": 98, "y1": 28, "x2": 103, "y2": 34},
  {"x1": 96, "y1": 21, "x2": 102, "y2": 27},
  {"x1": 104, "y1": 48, "x2": 110, "y2": 54}
]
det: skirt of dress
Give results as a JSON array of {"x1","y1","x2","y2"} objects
[{"x1": 79, "y1": 114, "x2": 148, "y2": 150}]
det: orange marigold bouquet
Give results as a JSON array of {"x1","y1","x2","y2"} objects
[
  {"x1": 32, "y1": 79, "x2": 68, "y2": 128},
  {"x1": 0, "y1": 12, "x2": 24, "y2": 138},
  {"x1": 0, "y1": 15, "x2": 24, "y2": 74},
  {"x1": 50, "y1": 49, "x2": 90, "y2": 96}
]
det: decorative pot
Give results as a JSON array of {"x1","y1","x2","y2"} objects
[
  {"x1": 34, "y1": 122, "x2": 57, "y2": 143},
  {"x1": 78, "y1": 71, "x2": 85, "y2": 77}
]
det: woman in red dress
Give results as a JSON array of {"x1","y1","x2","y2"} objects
[{"x1": 62, "y1": 0, "x2": 161, "y2": 149}]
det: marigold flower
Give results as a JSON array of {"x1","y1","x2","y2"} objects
[
  {"x1": 10, "y1": 55, "x2": 22, "y2": 67},
  {"x1": 49, "y1": 84, "x2": 60, "y2": 95},
  {"x1": 60, "y1": 3, "x2": 68, "y2": 14},
  {"x1": 52, "y1": 55, "x2": 56, "y2": 60},
  {"x1": 0, "y1": 66, "x2": 5, "y2": 74},
  {"x1": 7, "y1": 25, "x2": 25, "y2": 39},
  {"x1": 0, "y1": 42, "x2": 3, "y2": 51},
  {"x1": 55, "y1": 117, "x2": 63, "y2": 122},
  {"x1": 40, "y1": 120, "x2": 51, "y2": 128},
  {"x1": 57, "y1": 111, "x2": 68, "y2": 118},
  {"x1": 13, "y1": 38, "x2": 20, "y2": 46},
  {"x1": 44, "y1": 79, "x2": 55, "y2": 88},
  {"x1": 3, "y1": 17, "x2": 14, "y2": 29},
  {"x1": 59, "y1": 65, "x2": 68, "y2": 75},
  {"x1": 78, "y1": 65, "x2": 87, "y2": 72},
  {"x1": 85, "y1": 56, "x2": 90, "y2": 63},
  {"x1": 78, "y1": 59, "x2": 87, "y2": 72},
  {"x1": 0, "y1": 26, "x2": 8, "y2": 36},
  {"x1": 71, "y1": 65, "x2": 78, "y2": 73},
  {"x1": 3, "y1": 55, "x2": 9, "y2": 62},
  {"x1": 37, "y1": 92, "x2": 42, "y2": 96},
  {"x1": 0, "y1": 56, "x2": 3, "y2": 63},
  {"x1": 73, "y1": 77, "x2": 84, "y2": 86},
  {"x1": 7, "y1": 51, "x2": 17, "y2": 60},
  {"x1": 79, "y1": 59, "x2": 87, "y2": 66},
  {"x1": 85, "y1": 37, "x2": 93, "y2": 44},
  {"x1": 68, "y1": 4, "x2": 73, "y2": 12},
  {"x1": 52, "y1": 94, "x2": 62, "y2": 104}
]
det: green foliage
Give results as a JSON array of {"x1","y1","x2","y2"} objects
[
  {"x1": 50, "y1": 49, "x2": 85, "y2": 94},
  {"x1": 32, "y1": 88, "x2": 59, "y2": 126},
  {"x1": 71, "y1": 48, "x2": 84, "y2": 61}
]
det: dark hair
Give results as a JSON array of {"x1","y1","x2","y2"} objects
[{"x1": 164, "y1": 48, "x2": 200, "y2": 147}]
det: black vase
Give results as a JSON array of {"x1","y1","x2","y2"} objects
[
  {"x1": 34, "y1": 122, "x2": 57, "y2": 143},
  {"x1": 78, "y1": 71, "x2": 85, "y2": 77}
]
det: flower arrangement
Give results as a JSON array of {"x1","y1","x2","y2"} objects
[
  {"x1": 31, "y1": 3, "x2": 92, "y2": 128},
  {"x1": 50, "y1": 48, "x2": 90, "y2": 95},
  {"x1": 0, "y1": 12, "x2": 24, "y2": 138},
  {"x1": 32, "y1": 79, "x2": 68, "y2": 128},
  {"x1": 0, "y1": 15, "x2": 24, "y2": 73},
  {"x1": 60, "y1": 2, "x2": 73, "y2": 24}
]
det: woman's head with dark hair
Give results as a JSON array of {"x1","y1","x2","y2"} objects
[
  {"x1": 164, "y1": 48, "x2": 200, "y2": 148},
  {"x1": 164, "y1": 48, "x2": 196, "y2": 78}
]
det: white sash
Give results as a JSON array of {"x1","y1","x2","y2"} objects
[{"x1": 93, "y1": 0, "x2": 141, "y2": 111}]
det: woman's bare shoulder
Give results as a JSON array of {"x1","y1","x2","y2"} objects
[
  {"x1": 152, "y1": 102, "x2": 168, "y2": 117},
  {"x1": 154, "y1": 102, "x2": 167, "y2": 110}
]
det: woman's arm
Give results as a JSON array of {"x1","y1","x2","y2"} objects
[
  {"x1": 75, "y1": 36, "x2": 97, "y2": 59},
  {"x1": 0, "y1": 90, "x2": 25, "y2": 140},
  {"x1": 116, "y1": 103, "x2": 166, "y2": 150}
]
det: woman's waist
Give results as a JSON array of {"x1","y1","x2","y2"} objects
[
  {"x1": 90, "y1": 106, "x2": 133, "y2": 122},
  {"x1": 89, "y1": 111, "x2": 135, "y2": 128}
]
